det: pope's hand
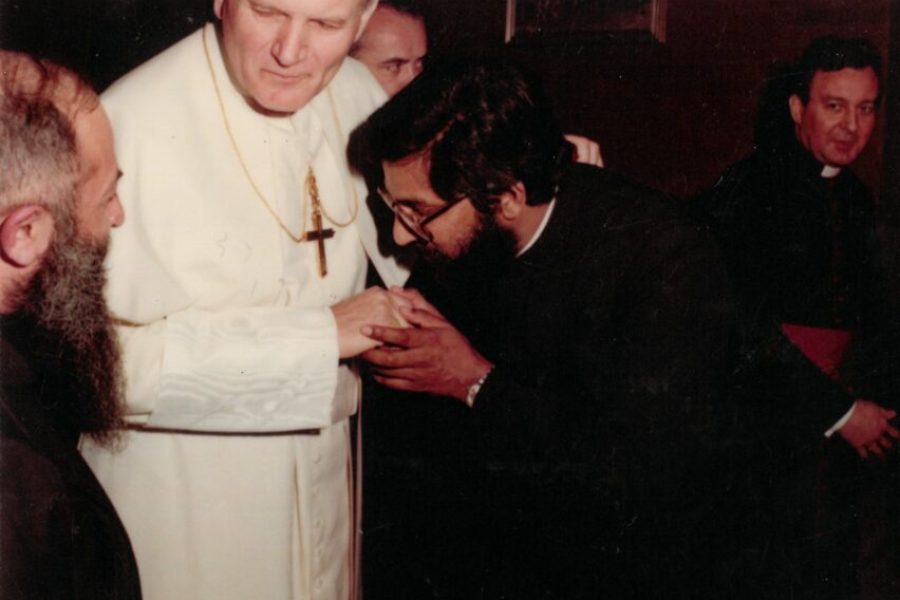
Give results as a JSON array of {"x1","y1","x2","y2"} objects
[{"x1": 331, "y1": 287, "x2": 410, "y2": 358}]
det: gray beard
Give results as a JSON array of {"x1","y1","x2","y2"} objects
[{"x1": 23, "y1": 232, "x2": 125, "y2": 445}]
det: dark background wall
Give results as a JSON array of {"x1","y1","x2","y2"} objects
[
  {"x1": 424, "y1": 0, "x2": 894, "y2": 201},
  {"x1": 0, "y1": 0, "x2": 214, "y2": 90},
  {"x1": 0, "y1": 0, "x2": 896, "y2": 203}
]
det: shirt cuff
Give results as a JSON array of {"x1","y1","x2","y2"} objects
[{"x1": 825, "y1": 400, "x2": 858, "y2": 438}]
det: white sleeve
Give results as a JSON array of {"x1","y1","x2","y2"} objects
[
  {"x1": 824, "y1": 400, "x2": 857, "y2": 438},
  {"x1": 117, "y1": 304, "x2": 341, "y2": 432}
]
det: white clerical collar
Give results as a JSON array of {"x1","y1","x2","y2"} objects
[
  {"x1": 821, "y1": 165, "x2": 842, "y2": 178},
  {"x1": 517, "y1": 198, "x2": 557, "y2": 257}
]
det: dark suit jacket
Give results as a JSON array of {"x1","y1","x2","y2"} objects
[
  {"x1": 364, "y1": 164, "x2": 733, "y2": 599},
  {"x1": 0, "y1": 315, "x2": 141, "y2": 600}
]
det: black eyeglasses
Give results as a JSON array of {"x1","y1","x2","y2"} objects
[{"x1": 377, "y1": 188, "x2": 466, "y2": 243}]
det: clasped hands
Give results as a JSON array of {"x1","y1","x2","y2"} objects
[{"x1": 337, "y1": 286, "x2": 492, "y2": 403}]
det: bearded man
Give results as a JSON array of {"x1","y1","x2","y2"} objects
[
  {"x1": 0, "y1": 51, "x2": 136, "y2": 599},
  {"x1": 350, "y1": 59, "x2": 732, "y2": 599}
]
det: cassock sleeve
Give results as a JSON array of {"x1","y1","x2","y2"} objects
[
  {"x1": 697, "y1": 165, "x2": 860, "y2": 436},
  {"x1": 115, "y1": 305, "x2": 342, "y2": 432}
]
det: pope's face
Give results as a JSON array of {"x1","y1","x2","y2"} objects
[
  {"x1": 214, "y1": 0, "x2": 375, "y2": 114},
  {"x1": 790, "y1": 67, "x2": 879, "y2": 167}
]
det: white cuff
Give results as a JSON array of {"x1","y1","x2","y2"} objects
[
  {"x1": 825, "y1": 400, "x2": 858, "y2": 438},
  {"x1": 147, "y1": 306, "x2": 341, "y2": 432}
]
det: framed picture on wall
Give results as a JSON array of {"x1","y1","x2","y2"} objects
[{"x1": 504, "y1": 0, "x2": 667, "y2": 45}]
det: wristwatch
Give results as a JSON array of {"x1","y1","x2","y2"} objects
[{"x1": 465, "y1": 368, "x2": 493, "y2": 407}]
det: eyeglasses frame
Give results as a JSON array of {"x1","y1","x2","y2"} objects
[{"x1": 377, "y1": 187, "x2": 467, "y2": 243}]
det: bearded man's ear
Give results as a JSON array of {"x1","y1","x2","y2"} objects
[{"x1": 0, "y1": 205, "x2": 54, "y2": 268}]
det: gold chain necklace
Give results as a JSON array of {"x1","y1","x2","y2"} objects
[{"x1": 201, "y1": 26, "x2": 359, "y2": 246}]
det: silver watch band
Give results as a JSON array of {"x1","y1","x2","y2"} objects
[{"x1": 465, "y1": 368, "x2": 493, "y2": 407}]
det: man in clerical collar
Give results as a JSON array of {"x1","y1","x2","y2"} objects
[
  {"x1": 695, "y1": 35, "x2": 896, "y2": 598},
  {"x1": 349, "y1": 58, "x2": 732, "y2": 599},
  {"x1": 0, "y1": 50, "x2": 138, "y2": 598},
  {"x1": 350, "y1": 0, "x2": 427, "y2": 98}
]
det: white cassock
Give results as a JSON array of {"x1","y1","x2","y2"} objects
[{"x1": 79, "y1": 23, "x2": 407, "y2": 600}]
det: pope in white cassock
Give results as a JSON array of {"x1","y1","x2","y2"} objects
[{"x1": 79, "y1": 0, "x2": 409, "y2": 598}]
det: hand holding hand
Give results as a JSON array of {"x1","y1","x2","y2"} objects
[
  {"x1": 330, "y1": 287, "x2": 411, "y2": 359},
  {"x1": 838, "y1": 399, "x2": 899, "y2": 459},
  {"x1": 360, "y1": 288, "x2": 493, "y2": 403}
]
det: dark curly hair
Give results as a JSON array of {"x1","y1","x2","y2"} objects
[{"x1": 348, "y1": 58, "x2": 572, "y2": 212}]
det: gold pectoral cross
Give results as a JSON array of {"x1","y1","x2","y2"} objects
[{"x1": 304, "y1": 167, "x2": 335, "y2": 277}]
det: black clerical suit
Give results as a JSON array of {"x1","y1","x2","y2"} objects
[
  {"x1": 364, "y1": 164, "x2": 733, "y2": 599},
  {"x1": 694, "y1": 136, "x2": 894, "y2": 598},
  {"x1": 0, "y1": 315, "x2": 141, "y2": 600}
]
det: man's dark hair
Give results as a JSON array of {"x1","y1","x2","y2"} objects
[
  {"x1": 793, "y1": 35, "x2": 883, "y2": 104},
  {"x1": 754, "y1": 35, "x2": 883, "y2": 151},
  {"x1": 349, "y1": 58, "x2": 572, "y2": 211}
]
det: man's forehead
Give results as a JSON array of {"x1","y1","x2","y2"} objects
[
  {"x1": 811, "y1": 67, "x2": 879, "y2": 99},
  {"x1": 383, "y1": 153, "x2": 435, "y2": 192},
  {"x1": 73, "y1": 106, "x2": 116, "y2": 178},
  {"x1": 373, "y1": 5, "x2": 425, "y2": 28},
  {"x1": 387, "y1": 151, "x2": 430, "y2": 174},
  {"x1": 238, "y1": 0, "x2": 369, "y2": 15},
  {"x1": 366, "y1": 14, "x2": 425, "y2": 48}
]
